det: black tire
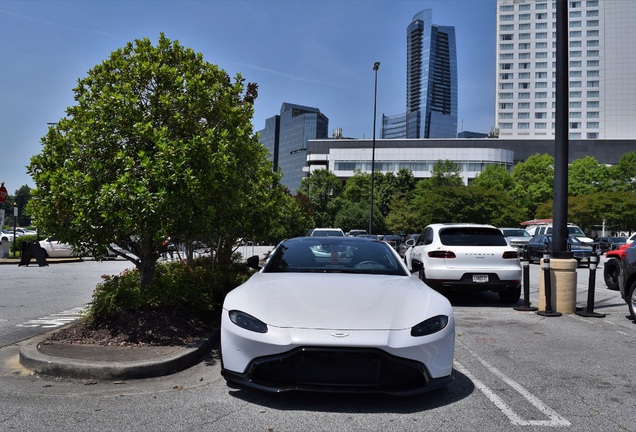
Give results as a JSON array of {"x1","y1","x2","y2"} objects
[
  {"x1": 499, "y1": 287, "x2": 521, "y2": 304},
  {"x1": 628, "y1": 282, "x2": 636, "y2": 321},
  {"x1": 603, "y1": 258, "x2": 620, "y2": 291}
]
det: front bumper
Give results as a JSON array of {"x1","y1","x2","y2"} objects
[{"x1": 222, "y1": 346, "x2": 454, "y2": 396}]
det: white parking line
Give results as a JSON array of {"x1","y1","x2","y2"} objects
[
  {"x1": 16, "y1": 306, "x2": 87, "y2": 329},
  {"x1": 456, "y1": 344, "x2": 571, "y2": 427}
]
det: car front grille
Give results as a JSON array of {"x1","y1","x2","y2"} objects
[{"x1": 246, "y1": 347, "x2": 430, "y2": 393}]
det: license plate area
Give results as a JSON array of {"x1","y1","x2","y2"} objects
[{"x1": 473, "y1": 274, "x2": 489, "y2": 283}]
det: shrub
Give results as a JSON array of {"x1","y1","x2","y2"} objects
[{"x1": 86, "y1": 258, "x2": 254, "y2": 322}]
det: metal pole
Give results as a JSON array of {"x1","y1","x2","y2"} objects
[
  {"x1": 515, "y1": 249, "x2": 538, "y2": 311},
  {"x1": 576, "y1": 247, "x2": 606, "y2": 318},
  {"x1": 369, "y1": 61, "x2": 380, "y2": 234},
  {"x1": 538, "y1": 252, "x2": 561, "y2": 317}
]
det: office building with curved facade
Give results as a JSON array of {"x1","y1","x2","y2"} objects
[{"x1": 382, "y1": 9, "x2": 458, "y2": 139}]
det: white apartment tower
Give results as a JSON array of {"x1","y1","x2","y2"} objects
[{"x1": 495, "y1": 0, "x2": 636, "y2": 139}]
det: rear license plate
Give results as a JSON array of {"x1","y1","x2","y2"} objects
[{"x1": 473, "y1": 274, "x2": 489, "y2": 283}]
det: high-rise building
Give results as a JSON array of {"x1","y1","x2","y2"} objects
[
  {"x1": 495, "y1": 0, "x2": 636, "y2": 139},
  {"x1": 259, "y1": 103, "x2": 329, "y2": 193},
  {"x1": 382, "y1": 9, "x2": 458, "y2": 139}
]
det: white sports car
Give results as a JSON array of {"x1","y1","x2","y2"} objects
[{"x1": 221, "y1": 236, "x2": 455, "y2": 395}]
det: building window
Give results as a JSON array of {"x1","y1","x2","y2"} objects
[
  {"x1": 569, "y1": 1, "x2": 581, "y2": 7},
  {"x1": 536, "y1": 102, "x2": 548, "y2": 108},
  {"x1": 536, "y1": 13, "x2": 548, "y2": 19},
  {"x1": 587, "y1": 91, "x2": 599, "y2": 97},
  {"x1": 587, "y1": 20, "x2": 599, "y2": 27},
  {"x1": 519, "y1": 23, "x2": 531, "y2": 30},
  {"x1": 519, "y1": 52, "x2": 531, "y2": 59},
  {"x1": 535, "y1": 82, "x2": 548, "y2": 88},
  {"x1": 587, "y1": 30, "x2": 599, "y2": 37},
  {"x1": 570, "y1": 91, "x2": 582, "y2": 98},
  {"x1": 536, "y1": 2, "x2": 548, "y2": 9},
  {"x1": 570, "y1": 122, "x2": 581, "y2": 129},
  {"x1": 535, "y1": 92, "x2": 548, "y2": 99},
  {"x1": 519, "y1": 72, "x2": 531, "y2": 79},
  {"x1": 518, "y1": 112, "x2": 530, "y2": 119},
  {"x1": 570, "y1": 40, "x2": 582, "y2": 48},
  {"x1": 587, "y1": 132, "x2": 598, "y2": 139},
  {"x1": 570, "y1": 30, "x2": 582, "y2": 38},
  {"x1": 535, "y1": 122, "x2": 547, "y2": 129},
  {"x1": 519, "y1": 62, "x2": 530, "y2": 69},
  {"x1": 518, "y1": 43, "x2": 531, "y2": 50},
  {"x1": 519, "y1": 13, "x2": 531, "y2": 20},
  {"x1": 587, "y1": 80, "x2": 599, "y2": 87},
  {"x1": 499, "y1": 123, "x2": 513, "y2": 129},
  {"x1": 499, "y1": 43, "x2": 514, "y2": 50},
  {"x1": 500, "y1": 34, "x2": 514, "y2": 41},
  {"x1": 519, "y1": 82, "x2": 530, "y2": 89},
  {"x1": 535, "y1": 112, "x2": 547, "y2": 119},
  {"x1": 587, "y1": 50, "x2": 599, "y2": 57},
  {"x1": 500, "y1": 63, "x2": 513, "y2": 70},
  {"x1": 587, "y1": 122, "x2": 599, "y2": 128},
  {"x1": 499, "y1": 112, "x2": 513, "y2": 119},
  {"x1": 570, "y1": 70, "x2": 582, "y2": 77},
  {"x1": 570, "y1": 81, "x2": 582, "y2": 88},
  {"x1": 570, "y1": 101, "x2": 581, "y2": 108},
  {"x1": 499, "y1": 14, "x2": 514, "y2": 21},
  {"x1": 500, "y1": 24, "x2": 514, "y2": 31},
  {"x1": 535, "y1": 52, "x2": 548, "y2": 59},
  {"x1": 570, "y1": 21, "x2": 581, "y2": 28},
  {"x1": 586, "y1": 10, "x2": 599, "y2": 17},
  {"x1": 536, "y1": 22, "x2": 548, "y2": 30},
  {"x1": 587, "y1": 112, "x2": 599, "y2": 118},
  {"x1": 518, "y1": 102, "x2": 530, "y2": 109},
  {"x1": 499, "y1": 92, "x2": 513, "y2": 99},
  {"x1": 587, "y1": 101, "x2": 599, "y2": 108},
  {"x1": 519, "y1": 33, "x2": 531, "y2": 40},
  {"x1": 499, "y1": 103, "x2": 513, "y2": 109},
  {"x1": 587, "y1": 0, "x2": 598, "y2": 6},
  {"x1": 499, "y1": 5, "x2": 514, "y2": 11},
  {"x1": 535, "y1": 72, "x2": 548, "y2": 79},
  {"x1": 587, "y1": 60, "x2": 599, "y2": 67},
  {"x1": 519, "y1": 4, "x2": 530, "y2": 10},
  {"x1": 570, "y1": 112, "x2": 582, "y2": 118},
  {"x1": 569, "y1": 11, "x2": 582, "y2": 18},
  {"x1": 519, "y1": 92, "x2": 531, "y2": 99},
  {"x1": 570, "y1": 61, "x2": 582, "y2": 67},
  {"x1": 519, "y1": 123, "x2": 530, "y2": 129},
  {"x1": 500, "y1": 82, "x2": 514, "y2": 89},
  {"x1": 500, "y1": 53, "x2": 514, "y2": 60},
  {"x1": 570, "y1": 51, "x2": 582, "y2": 57},
  {"x1": 536, "y1": 42, "x2": 548, "y2": 49},
  {"x1": 499, "y1": 73, "x2": 514, "y2": 80}
]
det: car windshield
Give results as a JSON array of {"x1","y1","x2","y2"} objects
[
  {"x1": 502, "y1": 229, "x2": 530, "y2": 237},
  {"x1": 311, "y1": 230, "x2": 344, "y2": 237},
  {"x1": 439, "y1": 227, "x2": 508, "y2": 247},
  {"x1": 263, "y1": 237, "x2": 407, "y2": 276},
  {"x1": 567, "y1": 226, "x2": 585, "y2": 236}
]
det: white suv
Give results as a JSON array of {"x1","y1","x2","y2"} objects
[{"x1": 405, "y1": 223, "x2": 522, "y2": 303}]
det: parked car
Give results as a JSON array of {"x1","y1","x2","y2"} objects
[
  {"x1": 15, "y1": 227, "x2": 37, "y2": 237},
  {"x1": 525, "y1": 235, "x2": 594, "y2": 266},
  {"x1": 346, "y1": 229, "x2": 367, "y2": 237},
  {"x1": 306, "y1": 228, "x2": 345, "y2": 237},
  {"x1": 617, "y1": 241, "x2": 636, "y2": 321},
  {"x1": 381, "y1": 234, "x2": 404, "y2": 253},
  {"x1": 39, "y1": 237, "x2": 76, "y2": 258},
  {"x1": 1, "y1": 229, "x2": 14, "y2": 243},
  {"x1": 221, "y1": 236, "x2": 455, "y2": 395},
  {"x1": 499, "y1": 228, "x2": 532, "y2": 251},
  {"x1": 604, "y1": 243, "x2": 629, "y2": 290},
  {"x1": 627, "y1": 233, "x2": 636, "y2": 245},
  {"x1": 595, "y1": 236, "x2": 627, "y2": 254},
  {"x1": 404, "y1": 223, "x2": 522, "y2": 303},
  {"x1": 532, "y1": 224, "x2": 594, "y2": 244}
]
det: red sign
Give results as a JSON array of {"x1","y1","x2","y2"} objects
[{"x1": 0, "y1": 185, "x2": 7, "y2": 203}]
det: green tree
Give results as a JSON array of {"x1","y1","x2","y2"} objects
[
  {"x1": 297, "y1": 169, "x2": 343, "y2": 228},
  {"x1": 430, "y1": 160, "x2": 463, "y2": 188},
  {"x1": 511, "y1": 153, "x2": 554, "y2": 219},
  {"x1": 608, "y1": 151, "x2": 636, "y2": 192},
  {"x1": 568, "y1": 156, "x2": 610, "y2": 195},
  {"x1": 28, "y1": 34, "x2": 278, "y2": 290},
  {"x1": 471, "y1": 165, "x2": 515, "y2": 192}
]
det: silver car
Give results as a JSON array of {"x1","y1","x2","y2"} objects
[
  {"x1": 405, "y1": 223, "x2": 522, "y2": 303},
  {"x1": 499, "y1": 227, "x2": 532, "y2": 251}
]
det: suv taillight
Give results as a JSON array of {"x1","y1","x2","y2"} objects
[
  {"x1": 502, "y1": 251, "x2": 519, "y2": 259},
  {"x1": 428, "y1": 250, "x2": 456, "y2": 259}
]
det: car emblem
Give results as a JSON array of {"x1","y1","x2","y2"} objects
[{"x1": 330, "y1": 333, "x2": 350, "y2": 338}]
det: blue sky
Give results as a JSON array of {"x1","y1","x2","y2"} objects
[{"x1": 0, "y1": 0, "x2": 496, "y2": 190}]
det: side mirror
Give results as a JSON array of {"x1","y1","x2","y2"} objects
[
  {"x1": 406, "y1": 239, "x2": 416, "y2": 247},
  {"x1": 410, "y1": 258, "x2": 424, "y2": 273},
  {"x1": 246, "y1": 255, "x2": 261, "y2": 270}
]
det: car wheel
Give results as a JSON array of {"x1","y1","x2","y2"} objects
[
  {"x1": 498, "y1": 287, "x2": 521, "y2": 304},
  {"x1": 603, "y1": 258, "x2": 620, "y2": 291},
  {"x1": 628, "y1": 282, "x2": 636, "y2": 321}
]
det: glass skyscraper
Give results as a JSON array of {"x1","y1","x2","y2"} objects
[
  {"x1": 259, "y1": 103, "x2": 329, "y2": 194},
  {"x1": 382, "y1": 9, "x2": 458, "y2": 139},
  {"x1": 495, "y1": 0, "x2": 636, "y2": 139}
]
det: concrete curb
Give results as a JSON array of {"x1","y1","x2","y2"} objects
[{"x1": 19, "y1": 329, "x2": 218, "y2": 380}]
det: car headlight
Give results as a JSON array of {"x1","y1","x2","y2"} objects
[
  {"x1": 411, "y1": 315, "x2": 449, "y2": 337},
  {"x1": 229, "y1": 310, "x2": 268, "y2": 333}
]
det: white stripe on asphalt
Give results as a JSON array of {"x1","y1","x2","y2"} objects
[
  {"x1": 16, "y1": 306, "x2": 87, "y2": 328},
  {"x1": 456, "y1": 344, "x2": 571, "y2": 427}
]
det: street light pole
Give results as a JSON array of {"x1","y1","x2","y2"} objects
[{"x1": 369, "y1": 61, "x2": 380, "y2": 234}]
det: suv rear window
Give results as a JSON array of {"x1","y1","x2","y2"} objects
[{"x1": 439, "y1": 227, "x2": 508, "y2": 247}]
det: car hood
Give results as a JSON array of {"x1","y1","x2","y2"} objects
[{"x1": 223, "y1": 272, "x2": 452, "y2": 330}]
